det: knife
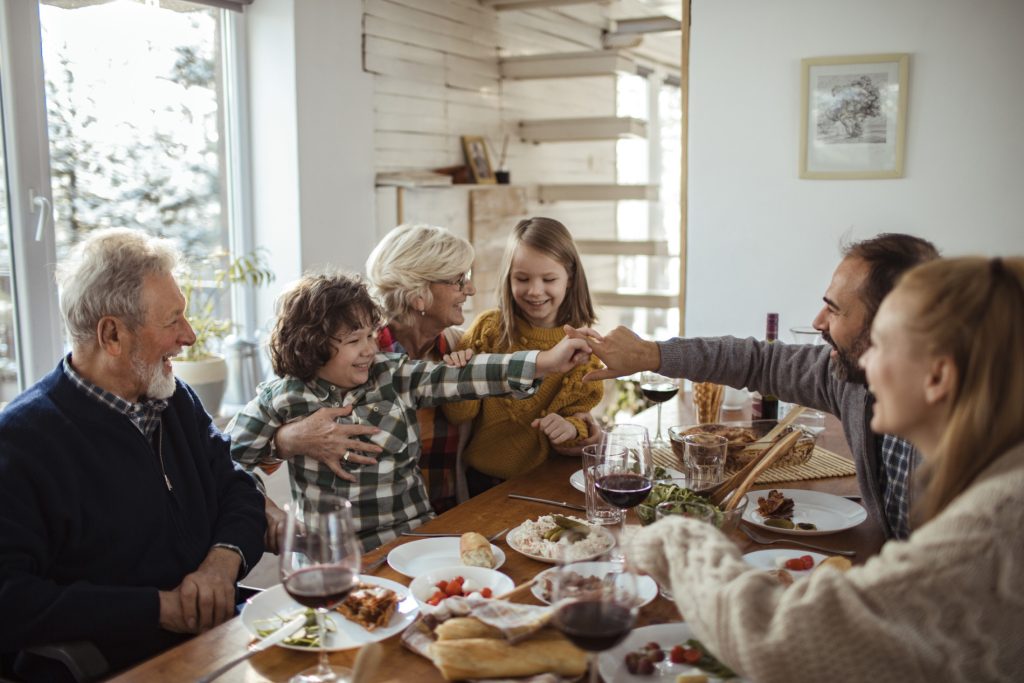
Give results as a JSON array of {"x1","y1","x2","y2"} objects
[
  {"x1": 507, "y1": 493, "x2": 586, "y2": 512},
  {"x1": 196, "y1": 612, "x2": 308, "y2": 683}
]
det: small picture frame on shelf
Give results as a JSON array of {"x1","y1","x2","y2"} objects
[
  {"x1": 800, "y1": 53, "x2": 909, "y2": 179},
  {"x1": 461, "y1": 135, "x2": 496, "y2": 184}
]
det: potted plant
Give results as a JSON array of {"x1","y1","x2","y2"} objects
[{"x1": 175, "y1": 249, "x2": 274, "y2": 416}]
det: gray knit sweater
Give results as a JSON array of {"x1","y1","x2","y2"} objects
[
  {"x1": 657, "y1": 336, "x2": 894, "y2": 538},
  {"x1": 630, "y1": 441, "x2": 1024, "y2": 683}
]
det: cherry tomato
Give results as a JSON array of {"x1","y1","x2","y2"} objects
[
  {"x1": 800, "y1": 555, "x2": 815, "y2": 570},
  {"x1": 445, "y1": 577, "x2": 465, "y2": 596},
  {"x1": 669, "y1": 645, "x2": 687, "y2": 664},
  {"x1": 784, "y1": 558, "x2": 806, "y2": 571},
  {"x1": 682, "y1": 647, "x2": 702, "y2": 664},
  {"x1": 481, "y1": 587, "x2": 493, "y2": 598}
]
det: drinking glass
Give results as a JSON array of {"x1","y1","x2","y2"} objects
[
  {"x1": 280, "y1": 495, "x2": 362, "y2": 683},
  {"x1": 789, "y1": 326, "x2": 827, "y2": 426},
  {"x1": 550, "y1": 559, "x2": 639, "y2": 683},
  {"x1": 639, "y1": 372, "x2": 679, "y2": 447},
  {"x1": 596, "y1": 424, "x2": 654, "y2": 559},
  {"x1": 581, "y1": 444, "x2": 625, "y2": 526},
  {"x1": 681, "y1": 433, "x2": 728, "y2": 493}
]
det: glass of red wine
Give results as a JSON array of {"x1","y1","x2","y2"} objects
[
  {"x1": 640, "y1": 372, "x2": 680, "y2": 446},
  {"x1": 550, "y1": 558, "x2": 640, "y2": 683},
  {"x1": 280, "y1": 495, "x2": 361, "y2": 683},
  {"x1": 596, "y1": 424, "x2": 654, "y2": 561}
]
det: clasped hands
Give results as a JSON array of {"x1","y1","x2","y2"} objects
[{"x1": 158, "y1": 547, "x2": 241, "y2": 634}]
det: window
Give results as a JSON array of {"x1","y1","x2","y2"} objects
[{"x1": 0, "y1": 0, "x2": 250, "y2": 393}]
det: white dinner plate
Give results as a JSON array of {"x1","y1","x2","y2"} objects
[
  {"x1": 743, "y1": 549, "x2": 828, "y2": 580},
  {"x1": 597, "y1": 622, "x2": 747, "y2": 682},
  {"x1": 530, "y1": 562, "x2": 659, "y2": 607},
  {"x1": 742, "y1": 489, "x2": 867, "y2": 536},
  {"x1": 240, "y1": 577, "x2": 418, "y2": 652},
  {"x1": 570, "y1": 466, "x2": 685, "y2": 493},
  {"x1": 386, "y1": 537, "x2": 506, "y2": 577},
  {"x1": 506, "y1": 519, "x2": 615, "y2": 564}
]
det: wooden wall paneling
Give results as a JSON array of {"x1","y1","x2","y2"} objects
[
  {"x1": 363, "y1": 15, "x2": 495, "y2": 60},
  {"x1": 469, "y1": 187, "x2": 530, "y2": 312}
]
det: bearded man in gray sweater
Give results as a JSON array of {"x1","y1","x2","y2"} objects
[{"x1": 571, "y1": 233, "x2": 938, "y2": 540}]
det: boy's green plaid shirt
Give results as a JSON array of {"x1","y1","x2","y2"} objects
[{"x1": 229, "y1": 351, "x2": 540, "y2": 551}]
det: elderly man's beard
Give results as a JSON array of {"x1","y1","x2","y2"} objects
[
  {"x1": 131, "y1": 352, "x2": 177, "y2": 400},
  {"x1": 823, "y1": 328, "x2": 870, "y2": 385}
]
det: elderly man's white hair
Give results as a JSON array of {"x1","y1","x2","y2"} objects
[
  {"x1": 57, "y1": 228, "x2": 180, "y2": 346},
  {"x1": 366, "y1": 223, "x2": 474, "y2": 324}
]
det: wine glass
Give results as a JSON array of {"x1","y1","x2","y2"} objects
[
  {"x1": 596, "y1": 424, "x2": 654, "y2": 560},
  {"x1": 639, "y1": 371, "x2": 679, "y2": 447},
  {"x1": 550, "y1": 559, "x2": 640, "y2": 683},
  {"x1": 280, "y1": 495, "x2": 362, "y2": 683}
]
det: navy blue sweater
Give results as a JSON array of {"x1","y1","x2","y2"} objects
[{"x1": 0, "y1": 362, "x2": 266, "y2": 672}]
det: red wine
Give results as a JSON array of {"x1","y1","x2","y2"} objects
[
  {"x1": 284, "y1": 566, "x2": 357, "y2": 609},
  {"x1": 596, "y1": 473, "x2": 653, "y2": 509},
  {"x1": 640, "y1": 382, "x2": 679, "y2": 403},
  {"x1": 553, "y1": 600, "x2": 634, "y2": 651}
]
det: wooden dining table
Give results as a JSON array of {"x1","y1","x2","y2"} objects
[{"x1": 109, "y1": 393, "x2": 884, "y2": 682}]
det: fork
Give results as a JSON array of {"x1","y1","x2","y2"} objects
[
  {"x1": 741, "y1": 524, "x2": 856, "y2": 557},
  {"x1": 401, "y1": 527, "x2": 509, "y2": 542}
]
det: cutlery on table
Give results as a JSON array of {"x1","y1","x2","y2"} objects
[
  {"x1": 195, "y1": 612, "x2": 308, "y2": 683},
  {"x1": 361, "y1": 554, "x2": 389, "y2": 573},
  {"x1": 507, "y1": 493, "x2": 586, "y2": 512},
  {"x1": 741, "y1": 524, "x2": 856, "y2": 557},
  {"x1": 400, "y1": 527, "x2": 509, "y2": 542}
]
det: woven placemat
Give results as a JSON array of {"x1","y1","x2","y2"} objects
[{"x1": 652, "y1": 445, "x2": 855, "y2": 484}]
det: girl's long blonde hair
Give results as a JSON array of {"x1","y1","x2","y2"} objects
[
  {"x1": 899, "y1": 257, "x2": 1024, "y2": 524},
  {"x1": 495, "y1": 217, "x2": 596, "y2": 350}
]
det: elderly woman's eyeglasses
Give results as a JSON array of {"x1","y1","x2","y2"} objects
[{"x1": 435, "y1": 271, "x2": 472, "y2": 293}]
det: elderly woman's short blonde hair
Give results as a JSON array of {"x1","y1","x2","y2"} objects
[{"x1": 366, "y1": 223, "x2": 474, "y2": 323}]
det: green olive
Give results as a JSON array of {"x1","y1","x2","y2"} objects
[{"x1": 764, "y1": 518, "x2": 796, "y2": 529}]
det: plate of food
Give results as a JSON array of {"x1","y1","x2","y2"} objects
[
  {"x1": 387, "y1": 535, "x2": 506, "y2": 578},
  {"x1": 241, "y1": 576, "x2": 418, "y2": 651},
  {"x1": 505, "y1": 514, "x2": 615, "y2": 564},
  {"x1": 597, "y1": 622, "x2": 746, "y2": 682},
  {"x1": 531, "y1": 561, "x2": 659, "y2": 607},
  {"x1": 742, "y1": 488, "x2": 867, "y2": 536},
  {"x1": 570, "y1": 465, "x2": 685, "y2": 493}
]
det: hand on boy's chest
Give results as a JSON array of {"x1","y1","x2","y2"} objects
[{"x1": 334, "y1": 388, "x2": 411, "y2": 455}]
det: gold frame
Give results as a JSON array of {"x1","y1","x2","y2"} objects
[
  {"x1": 800, "y1": 53, "x2": 909, "y2": 179},
  {"x1": 461, "y1": 135, "x2": 496, "y2": 184}
]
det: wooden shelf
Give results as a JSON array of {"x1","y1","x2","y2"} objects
[
  {"x1": 575, "y1": 239, "x2": 670, "y2": 256},
  {"x1": 519, "y1": 116, "x2": 647, "y2": 143},
  {"x1": 480, "y1": 0, "x2": 603, "y2": 9},
  {"x1": 538, "y1": 184, "x2": 658, "y2": 202},
  {"x1": 500, "y1": 50, "x2": 640, "y2": 80},
  {"x1": 593, "y1": 292, "x2": 676, "y2": 309}
]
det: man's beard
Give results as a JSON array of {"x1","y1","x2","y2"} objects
[
  {"x1": 132, "y1": 352, "x2": 177, "y2": 400},
  {"x1": 823, "y1": 328, "x2": 870, "y2": 385}
]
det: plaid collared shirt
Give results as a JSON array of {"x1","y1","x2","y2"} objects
[
  {"x1": 878, "y1": 434, "x2": 920, "y2": 539},
  {"x1": 228, "y1": 350, "x2": 539, "y2": 551},
  {"x1": 62, "y1": 354, "x2": 167, "y2": 439}
]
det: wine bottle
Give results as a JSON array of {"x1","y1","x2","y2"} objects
[{"x1": 760, "y1": 313, "x2": 780, "y2": 420}]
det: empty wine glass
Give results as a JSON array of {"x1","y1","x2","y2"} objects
[
  {"x1": 280, "y1": 495, "x2": 361, "y2": 683},
  {"x1": 597, "y1": 424, "x2": 654, "y2": 560},
  {"x1": 550, "y1": 558, "x2": 640, "y2": 683},
  {"x1": 639, "y1": 371, "x2": 680, "y2": 447}
]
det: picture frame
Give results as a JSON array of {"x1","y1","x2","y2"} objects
[
  {"x1": 800, "y1": 53, "x2": 909, "y2": 179},
  {"x1": 461, "y1": 135, "x2": 496, "y2": 184}
]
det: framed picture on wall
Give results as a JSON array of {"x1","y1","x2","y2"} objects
[
  {"x1": 800, "y1": 53, "x2": 909, "y2": 179},
  {"x1": 461, "y1": 135, "x2": 496, "y2": 184}
]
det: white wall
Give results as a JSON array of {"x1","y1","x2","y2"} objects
[{"x1": 686, "y1": 0, "x2": 1024, "y2": 341}]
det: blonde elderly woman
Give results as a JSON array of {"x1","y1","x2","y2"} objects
[{"x1": 273, "y1": 225, "x2": 475, "y2": 513}]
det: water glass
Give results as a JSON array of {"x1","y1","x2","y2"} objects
[
  {"x1": 681, "y1": 433, "x2": 728, "y2": 492},
  {"x1": 582, "y1": 445, "x2": 624, "y2": 526}
]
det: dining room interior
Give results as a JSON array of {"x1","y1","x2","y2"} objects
[{"x1": 1, "y1": 0, "x2": 1023, "y2": 682}]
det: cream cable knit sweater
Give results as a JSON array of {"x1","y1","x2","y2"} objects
[{"x1": 629, "y1": 441, "x2": 1024, "y2": 683}]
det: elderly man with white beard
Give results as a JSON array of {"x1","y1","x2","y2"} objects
[{"x1": 0, "y1": 229, "x2": 265, "y2": 682}]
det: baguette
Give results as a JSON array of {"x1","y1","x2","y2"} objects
[
  {"x1": 429, "y1": 632, "x2": 587, "y2": 680},
  {"x1": 435, "y1": 617, "x2": 504, "y2": 641},
  {"x1": 460, "y1": 531, "x2": 495, "y2": 568}
]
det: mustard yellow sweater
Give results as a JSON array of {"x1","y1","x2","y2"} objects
[{"x1": 443, "y1": 310, "x2": 604, "y2": 480}]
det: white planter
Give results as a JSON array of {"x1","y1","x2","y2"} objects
[{"x1": 173, "y1": 355, "x2": 228, "y2": 417}]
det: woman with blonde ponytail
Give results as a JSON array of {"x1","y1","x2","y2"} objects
[{"x1": 627, "y1": 256, "x2": 1024, "y2": 683}]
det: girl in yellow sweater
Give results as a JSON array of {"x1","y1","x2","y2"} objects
[{"x1": 444, "y1": 217, "x2": 604, "y2": 495}]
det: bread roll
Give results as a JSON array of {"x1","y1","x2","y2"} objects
[
  {"x1": 816, "y1": 555, "x2": 853, "y2": 573},
  {"x1": 429, "y1": 632, "x2": 587, "y2": 680},
  {"x1": 435, "y1": 617, "x2": 504, "y2": 641},
  {"x1": 460, "y1": 532, "x2": 495, "y2": 568}
]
